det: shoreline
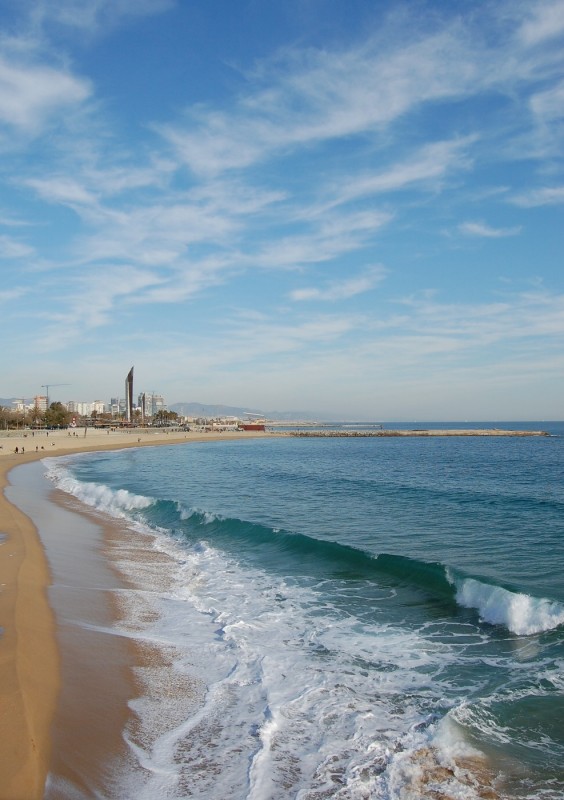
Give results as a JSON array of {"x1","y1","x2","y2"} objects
[
  {"x1": 6, "y1": 466, "x2": 138, "y2": 798},
  {"x1": 0, "y1": 427, "x2": 271, "y2": 799},
  {"x1": 0, "y1": 425, "x2": 552, "y2": 796},
  {"x1": 0, "y1": 459, "x2": 59, "y2": 800}
]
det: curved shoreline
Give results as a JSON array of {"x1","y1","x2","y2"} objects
[
  {"x1": 0, "y1": 424, "x2": 552, "y2": 796},
  {"x1": 0, "y1": 428, "x2": 270, "y2": 799},
  {"x1": 0, "y1": 462, "x2": 59, "y2": 800}
]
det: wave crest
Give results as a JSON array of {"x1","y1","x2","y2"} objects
[
  {"x1": 46, "y1": 461, "x2": 154, "y2": 517},
  {"x1": 43, "y1": 458, "x2": 564, "y2": 637},
  {"x1": 452, "y1": 576, "x2": 564, "y2": 635}
]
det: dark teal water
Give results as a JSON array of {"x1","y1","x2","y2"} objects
[{"x1": 46, "y1": 423, "x2": 564, "y2": 799}]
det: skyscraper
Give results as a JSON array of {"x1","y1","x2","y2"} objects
[{"x1": 125, "y1": 366, "x2": 134, "y2": 422}]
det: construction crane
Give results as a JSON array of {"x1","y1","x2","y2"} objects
[{"x1": 41, "y1": 383, "x2": 70, "y2": 408}]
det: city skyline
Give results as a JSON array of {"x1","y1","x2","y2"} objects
[
  {"x1": 4, "y1": 390, "x2": 167, "y2": 414},
  {"x1": 1, "y1": 1, "x2": 563, "y2": 421}
]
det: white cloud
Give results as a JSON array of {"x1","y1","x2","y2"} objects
[
  {"x1": 226, "y1": 314, "x2": 359, "y2": 357},
  {"x1": 512, "y1": 186, "x2": 564, "y2": 206},
  {"x1": 70, "y1": 198, "x2": 242, "y2": 268},
  {"x1": 0, "y1": 57, "x2": 91, "y2": 132},
  {"x1": 246, "y1": 208, "x2": 392, "y2": 275},
  {"x1": 517, "y1": 0, "x2": 564, "y2": 47},
  {"x1": 187, "y1": 288, "x2": 564, "y2": 389},
  {"x1": 526, "y1": 80, "x2": 564, "y2": 157},
  {"x1": 156, "y1": 26, "x2": 486, "y2": 177},
  {"x1": 1, "y1": 1, "x2": 563, "y2": 417},
  {"x1": 393, "y1": 288, "x2": 564, "y2": 347},
  {"x1": 135, "y1": 257, "x2": 233, "y2": 304},
  {"x1": 530, "y1": 81, "x2": 564, "y2": 123},
  {"x1": 155, "y1": 4, "x2": 564, "y2": 180},
  {"x1": 458, "y1": 221, "x2": 522, "y2": 238},
  {"x1": 24, "y1": 176, "x2": 97, "y2": 206},
  {"x1": 330, "y1": 138, "x2": 474, "y2": 208},
  {"x1": 0, "y1": 287, "x2": 27, "y2": 302},
  {"x1": 36, "y1": 265, "x2": 164, "y2": 350},
  {"x1": 0, "y1": 234, "x2": 35, "y2": 258},
  {"x1": 0, "y1": 212, "x2": 35, "y2": 227},
  {"x1": 290, "y1": 266, "x2": 387, "y2": 302},
  {"x1": 26, "y1": 0, "x2": 174, "y2": 35}
]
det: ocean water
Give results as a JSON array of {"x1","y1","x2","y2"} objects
[{"x1": 44, "y1": 423, "x2": 564, "y2": 799}]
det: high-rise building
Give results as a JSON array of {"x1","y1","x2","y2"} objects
[
  {"x1": 67, "y1": 400, "x2": 89, "y2": 415},
  {"x1": 137, "y1": 392, "x2": 166, "y2": 417},
  {"x1": 66, "y1": 400, "x2": 107, "y2": 416},
  {"x1": 109, "y1": 397, "x2": 126, "y2": 416},
  {"x1": 125, "y1": 366, "x2": 134, "y2": 422}
]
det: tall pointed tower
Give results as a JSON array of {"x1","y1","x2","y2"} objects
[{"x1": 125, "y1": 366, "x2": 134, "y2": 422}]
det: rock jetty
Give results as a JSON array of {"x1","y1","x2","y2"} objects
[{"x1": 286, "y1": 429, "x2": 549, "y2": 438}]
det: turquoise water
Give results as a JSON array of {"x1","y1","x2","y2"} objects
[{"x1": 45, "y1": 423, "x2": 564, "y2": 799}]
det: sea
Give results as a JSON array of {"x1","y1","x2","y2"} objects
[{"x1": 39, "y1": 422, "x2": 564, "y2": 798}]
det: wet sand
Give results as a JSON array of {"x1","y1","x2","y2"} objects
[
  {"x1": 0, "y1": 427, "x2": 269, "y2": 799},
  {"x1": 0, "y1": 426, "x2": 508, "y2": 798}
]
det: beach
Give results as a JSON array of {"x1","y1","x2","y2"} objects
[
  {"x1": 1, "y1": 424, "x2": 562, "y2": 799},
  {"x1": 0, "y1": 427, "x2": 269, "y2": 800}
]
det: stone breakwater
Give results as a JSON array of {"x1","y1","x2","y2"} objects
[{"x1": 286, "y1": 429, "x2": 550, "y2": 437}]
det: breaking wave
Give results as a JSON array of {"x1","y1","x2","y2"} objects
[
  {"x1": 449, "y1": 575, "x2": 564, "y2": 636},
  {"x1": 45, "y1": 457, "x2": 564, "y2": 637}
]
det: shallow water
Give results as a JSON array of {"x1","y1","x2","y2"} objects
[{"x1": 41, "y1": 423, "x2": 564, "y2": 798}]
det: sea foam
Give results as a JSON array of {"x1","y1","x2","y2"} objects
[
  {"x1": 452, "y1": 576, "x2": 564, "y2": 635},
  {"x1": 45, "y1": 459, "x2": 154, "y2": 517}
]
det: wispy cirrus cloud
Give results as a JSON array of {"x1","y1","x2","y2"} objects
[
  {"x1": 155, "y1": 23, "x2": 490, "y2": 178},
  {"x1": 0, "y1": 234, "x2": 35, "y2": 258},
  {"x1": 458, "y1": 221, "x2": 522, "y2": 238},
  {"x1": 154, "y1": 4, "x2": 564, "y2": 180},
  {"x1": 225, "y1": 313, "x2": 359, "y2": 357},
  {"x1": 251, "y1": 209, "x2": 392, "y2": 272},
  {"x1": 0, "y1": 56, "x2": 91, "y2": 133},
  {"x1": 290, "y1": 265, "x2": 387, "y2": 302},
  {"x1": 530, "y1": 81, "x2": 564, "y2": 123},
  {"x1": 525, "y1": 80, "x2": 564, "y2": 157},
  {"x1": 35, "y1": 265, "x2": 164, "y2": 350},
  {"x1": 24, "y1": 0, "x2": 174, "y2": 36},
  {"x1": 511, "y1": 186, "x2": 564, "y2": 206},
  {"x1": 328, "y1": 138, "x2": 474, "y2": 209},
  {"x1": 0, "y1": 287, "x2": 28, "y2": 303},
  {"x1": 191, "y1": 286, "x2": 564, "y2": 382},
  {"x1": 517, "y1": 0, "x2": 564, "y2": 47},
  {"x1": 24, "y1": 176, "x2": 98, "y2": 207},
  {"x1": 1, "y1": 0, "x2": 562, "y2": 418},
  {"x1": 394, "y1": 288, "x2": 564, "y2": 348}
]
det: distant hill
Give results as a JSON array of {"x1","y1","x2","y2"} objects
[{"x1": 169, "y1": 402, "x2": 320, "y2": 421}]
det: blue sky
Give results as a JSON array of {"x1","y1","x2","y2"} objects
[{"x1": 1, "y1": 0, "x2": 563, "y2": 420}]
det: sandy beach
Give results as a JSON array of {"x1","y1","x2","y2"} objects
[
  {"x1": 0, "y1": 424, "x2": 553, "y2": 798},
  {"x1": 0, "y1": 427, "x2": 270, "y2": 800}
]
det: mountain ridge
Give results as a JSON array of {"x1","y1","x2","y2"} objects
[{"x1": 169, "y1": 402, "x2": 320, "y2": 421}]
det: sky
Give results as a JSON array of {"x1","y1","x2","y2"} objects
[{"x1": 0, "y1": 0, "x2": 563, "y2": 420}]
